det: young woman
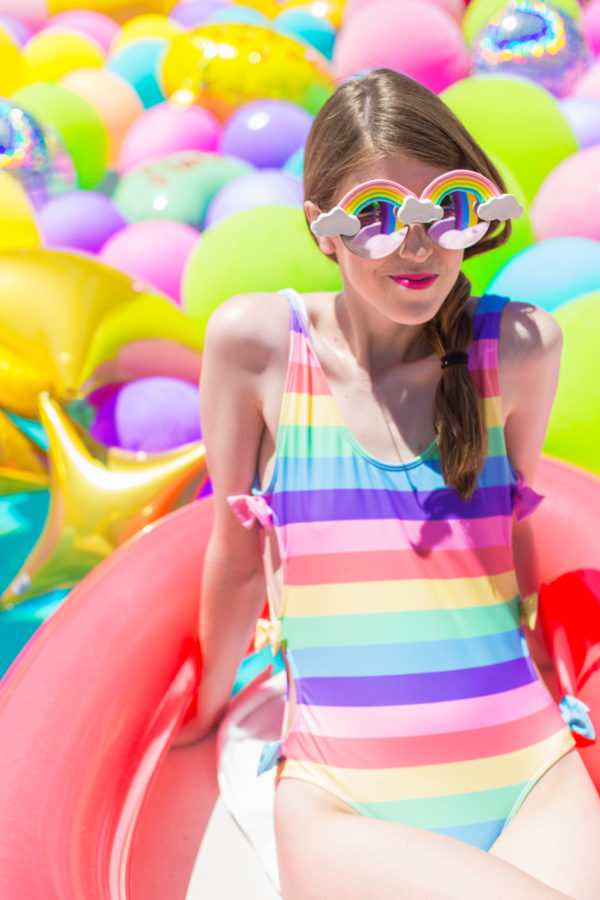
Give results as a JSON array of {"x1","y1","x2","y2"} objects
[{"x1": 191, "y1": 69, "x2": 600, "y2": 898}]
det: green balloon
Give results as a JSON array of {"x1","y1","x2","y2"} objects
[
  {"x1": 182, "y1": 205, "x2": 342, "y2": 344},
  {"x1": 544, "y1": 291, "x2": 600, "y2": 475},
  {"x1": 463, "y1": 0, "x2": 581, "y2": 46},
  {"x1": 441, "y1": 76, "x2": 577, "y2": 203},
  {"x1": 113, "y1": 152, "x2": 252, "y2": 227},
  {"x1": 463, "y1": 151, "x2": 534, "y2": 296},
  {"x1": 11, "y1": 82, "x2": 108, "y2": 190}
]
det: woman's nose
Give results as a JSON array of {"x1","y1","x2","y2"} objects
[{"x1": 397, "y1": 223, "x2": 434, "y2": 261}]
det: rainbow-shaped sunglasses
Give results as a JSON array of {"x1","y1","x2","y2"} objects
[{"x1": 310, "y1": 169, "x2": 522, "y2": 259}]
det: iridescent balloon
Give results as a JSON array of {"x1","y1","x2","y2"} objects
[
  {"x1": 0, "y1": 99, "x2": 76, "y2": 209},
  {"x1": 471, "y1": 0, "x2": 591, "y2": 98}
]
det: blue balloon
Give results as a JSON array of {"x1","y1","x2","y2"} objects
[
  {"x1": 206, "y1": 5, "x2": 269, "y2": 25},
  {"x1": 274, "y1": 8, "x2": 336, "y2": 60},
  {"x1": 106, "y1": 38, "x2": 168, "y2": 109},
  {"x1": 485, "y1": 237, "x2": 600, "y2": 313},
  {"x1": 283, "y1": 146, "x2": 304, "y2": 177}
]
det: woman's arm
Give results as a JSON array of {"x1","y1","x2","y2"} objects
[
  {"x1": 176, "y1": 292, "x2": 283, "y2": 744},
  {"x1": 499, "y1": 302, "x2": 563, "y2": 684}
]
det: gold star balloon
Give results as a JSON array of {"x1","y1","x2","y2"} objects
[
  {"x1": 0, "y1": 409, "x2": 48, "y2": 495},
  {"x1": 0, "y1": 394, "x2": 207, "y2": 609}
]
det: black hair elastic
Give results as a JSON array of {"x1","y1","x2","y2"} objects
[{"x1": 440, "y1": 351, "x2": 469, "y2": 370}]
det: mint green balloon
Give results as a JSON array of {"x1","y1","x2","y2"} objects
[
  {"x1": 113, "y1": 152, "x2": 252, "y2": 228},
  {"x1": 182, "y1": 205, "x2": 342, "y2": 344},
  {"x1": 462, "y1": 151, "x2": 534, "y2": 296},
  {"x1": 11, "y1": 81, "x2": 108, "y2": 190},
  {"x1": 463, "y1": 0, "x2": 580, "y2": 46},
  {"x1": 441, "y1": 76, "x2": 577, "y2": 204},
  {"x1": 544, "y1": 291, "x2": 600, "y2": 475}
]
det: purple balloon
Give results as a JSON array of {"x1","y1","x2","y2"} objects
[
  {"x1": 115, "y1": 378, "x2": 201, "y2": 452},
  {"x1": 169, "y1": 0, "x2": 230, "y2": 27},
  {"x1": 204, "y1": 168, "x2": 304, "y2": 228},
  {"x1": 38, "y1": 191, "x2": 127, "y2": 253},
  {"x1": 0, "y1": 14, "x2": 32, "y2": 45},
  {"x1": 559, "y1": 96, "x2": 600, "y2": 149},
  {"x1": 89, "y1": 387, "x2": 121, "y2": 446},
  {"x1": 219, "y1": 100, "x2": 313, "y2": 169}
]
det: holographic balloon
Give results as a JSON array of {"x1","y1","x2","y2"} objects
[
  {"x1": 0, "y1": 99, "x2": 76, "y2": 209},
  {"x1": 471, "y1": 0, "x2": 591, "y2": 98}
]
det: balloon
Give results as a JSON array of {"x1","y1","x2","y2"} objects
[
  {"x1": 118, "y1": 100, "x2": 221, "y2": 174},
  {"x1": 0, "y1": 394, "x2": 207, "y2": 608},
  {"x1": 106, "y1": 36, "x2": 169, "y2": 109},
  {"x1": 99, "y1": 219, "x2": 199, "y2": 305},
  {"x1": 220, "y1": 99, "x2": 312, "y2": 169},
  {"x1": 22, "y1": 28, "x2": 105, "y2": 82},
  {"x1": 0, "y1": 170, "x2": 41, "y2": 252},
  {"x1": 0, "y1": 249, "x2": 204, "y2": 415},
  {"x1": 273, "y1": 7, "x2": 336, "y2": 59},
  {"x1": 462, "y1": 0, "x2": 581, "y2": 46},
  {"x1": 59, "y1": 67, "x2": 144, "y2": 169},
  {"x1": 169, "y1": 0, "x2": 231, "y2": 27},
  {"x1": 582, "y1": 0, "x2": 600, "y2": 58},
  {"x1": 161, "y1": 24, "x2": 334, "y2": 122},
  {"x1": 182, "y1": 205, "x2": 342, "y2": 344},
  {"x1": 283, "y1": 0, "x2": 346, "y2": 29},
  {"x1": 283, "y1": 145, "x2": 304, "y2": 176},
  {"x1": 38, "y1": 191, "x2": 127, "y2": 253},
  {"x1": 574, "y1": 56, "x2": 600, "y2": 100},
  {"x1": 461, "y1": 152, "x2": 534, "y2": 296},
  {"x1": 0, "y1": 410, "x2": 48, "y2": 495},
  {"x1": 332, "y1": 0, "x2": 470, "y2": 94},
  {"x1": 0, "y1": 0, "x2": 47, "y2": 30},
  {"x1": 545, "y1": 291, "x2": 600, "y2": 474},
  {"x1": 344, "y1": 0, "x2": 464, "y2": 23},
  {"x1": 441, "y1": 76, "x2": 578, "y2": 203},
  {"x1": 531, "y1": 145, "x2": 600, "y2": 242},
  {"x1": 0, "y1": 14, "x2": 33, "y2": 46},
  {"x1": 12, "y1": 81, "x2": 108, "y2": 190},
  {"x1": 111, "y1": 12, "x2": 183, "y2": 50},
  {"x1": 204, "y1": 168, "x2": 303, "y2": 228},
  {"x1": 45, "y1": 9, "x2": 120, "y2": 53},
  {"x1": 559, "y1": 96, "x2": 600, "y2": 149},
  {"x1": 485, "y1": 237, "x2": 600, "y2": 312},
  {"x1": 0, "y1": 25, "x2": 30, "y2": 95},
  {"x1": 471, "y1": 1, "x2": 591, "y2": 98},
  {"x1": 90, "y1": 376, "x2": 202, "y2": 451},
  {"x1": 112, "y1": 151, "x2": 251, "y2": 227},
  {"x1": 45, "y1": 0, "x2": 177, "y2": 19},
  {"x1": 206, "y1": 4, "x2": 269, "y2": 24}
]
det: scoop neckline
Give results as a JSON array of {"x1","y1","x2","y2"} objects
[{"x1": 286, "y1": 289, "x2": 441, "y2": 471}]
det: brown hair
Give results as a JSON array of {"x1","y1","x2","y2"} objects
[{"x1": 303, "y1": 68, "x2": 511, "y2": 501}]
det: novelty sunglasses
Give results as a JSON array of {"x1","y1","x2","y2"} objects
[{"x1": 310, "y1": 169, "x2": 523, "y2": 259}]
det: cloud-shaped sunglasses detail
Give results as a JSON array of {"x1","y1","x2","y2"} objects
[{"x1": 310, "y1": 169, "x2": 523, "y2": 259}]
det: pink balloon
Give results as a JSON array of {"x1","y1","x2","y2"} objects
[
  {"x1": 45, "y1": 10, "x2": 121, "y2": 54},
  {"x1": 344, "y1": 0, "x2": 465, "y2": 24},
  {"x1": 99, "y1": 219, "x2": 199, "y2": 304},
  {"x1": 531, "y1": 144, "x2": 600, "y2": 241},
  {"x1": 118, "y1": 101, "x2": 221, "y2": 174},
  {"x1": 332, "y1": 0, "x2": 469, "y2": 94},
  {"x1": 575, "y1": 56, "x2": 600, "y2": 99},
  {"x1": 583, "y1": 0, "x2": 600, "y2": 58}
]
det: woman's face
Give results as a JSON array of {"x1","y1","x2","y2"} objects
[{"x1": 305, "y1": 156, "x2": 466, "y2": 327}]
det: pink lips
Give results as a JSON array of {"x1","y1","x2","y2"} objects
[{"x1": 390, "y1": 273, "x2": 437, "y2": 290}]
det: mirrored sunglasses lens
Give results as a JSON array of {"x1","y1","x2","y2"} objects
[
  {"x1": 427, "y1": 218, "x2": 489, "y2": 249},
  {"x1": 343, "y1": 200, "x2": 408, "y2": 259}
]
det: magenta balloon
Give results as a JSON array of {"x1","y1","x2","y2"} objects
[
  {"x1": 219, "y1": 99, "x2": 313, "y2": 169},
  {"x1": 38, "y1": 191, "x2": 127, "y2": 253},
  {"x1": 89, "y1": 386, "x2": 122, "y2": 446},
  {"x1": 115, "y1": 377, "x2": 202, "y2": 451},
  {"x1": 204, "y1": 168, "x2": 303, "y2": 228},
  {"x1": 169, "y1": 0, "x2": 231, "y2": 27}
]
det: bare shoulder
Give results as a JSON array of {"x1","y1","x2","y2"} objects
[
  {"x1": 203, "y1": 290, "x2": 291, "y2": 375},
  {"x1": 497, "y1": 300, "x2": 563, "y2": 372}
]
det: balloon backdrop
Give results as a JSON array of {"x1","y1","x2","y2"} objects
[
  {"x1": 0, "y1": 410, "x2": 47, "y2": 494},
  {"x1": 462, "y1": 0, "x2": 581, "y2": 46},
  {"x1": 0, "y1": 24, "x2": 30, "y2": 94},
  {"x1": 111, "y1": 12, "x2": 184, "y2": 49},
  {"x1": 0, "y1": 171, "x2": 41, "y2": 252},
  {"x1": 106, "y1": 36, "x2": 169, "y2": 108},
  {"x1": 582, "y1": 0, "x2": 600, "y2": 58},
  {"x1": 559, "y1": 96, "x2": 600, "y2": 149},
  {"x1": 273, "y1": 7, "x2": 336, "y2": 59},
  {"x1": 21, "y1": 27, "x2": 105, "y2": 81},
  {"x1": 45, "y1": 9, "x2": 120, "y2": 53},
  {"x1": 203, "y1": 168, "x2": 303, "y2": 228},
  {"x1": 38, "y1": 191, "x2": 127, "y2": 252},
  {"x1": 182, "y1": 205, "x2": 342, "y2": 343},
  {"x1": 531, "y1": 145, "x2": 600, "y2": 242},
  {"x1": 219, "y1": 99, "x2": 313, "y2": 168}
]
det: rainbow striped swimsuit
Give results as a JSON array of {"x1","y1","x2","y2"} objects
[{"x1": 230, "y1": 288, "x2": 575, "y2": 850}]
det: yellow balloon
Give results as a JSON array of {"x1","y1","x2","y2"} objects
[
  {"x1": 0, "y1": 171, "x2": 41, "y2": 253},
  {"x1": 0, "y1": 409, "x2": 48, "y2": 496},
  {"x1": 0, "y1": 393, "x2": 207, "y2": 609},
  {"x1": 22, "y1": 29, "x2": 105, "y2": 82},
  {"x1": 162, "y1": 24, "x2": 334, "y2": 121},
  {"x1": 0, "y1": 27, "x2": 30, "y2": 95},
  {"x1": 47, "y1": 0, "x2": 177, "y2": 25},
  {"x1": 110, "y1": 13, "x2": 183, "y2": 51},
  {"x1": 0, "y1": 249, "x2": 203, "y2": 412}
]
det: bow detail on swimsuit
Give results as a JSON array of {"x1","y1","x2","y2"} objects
[
  {"x1": 227, "y1": 494, "x2": 274, "y2": 530},
  {"x1": 559, "y1": 694, "x2": 596, "y2": 741},
  {"x1": 257, "y1": 739, "x2": 283, "y2": 776},
  {"x1": 510, "y1": 471, "x2": 545, "y2": 522},
  {"x1": 254, "y1": 617, "x2": 282, "y2": 655}
]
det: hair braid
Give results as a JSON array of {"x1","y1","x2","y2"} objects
[{"x1": 424, "y1": 272, "x2": 488, "y2": 501}]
